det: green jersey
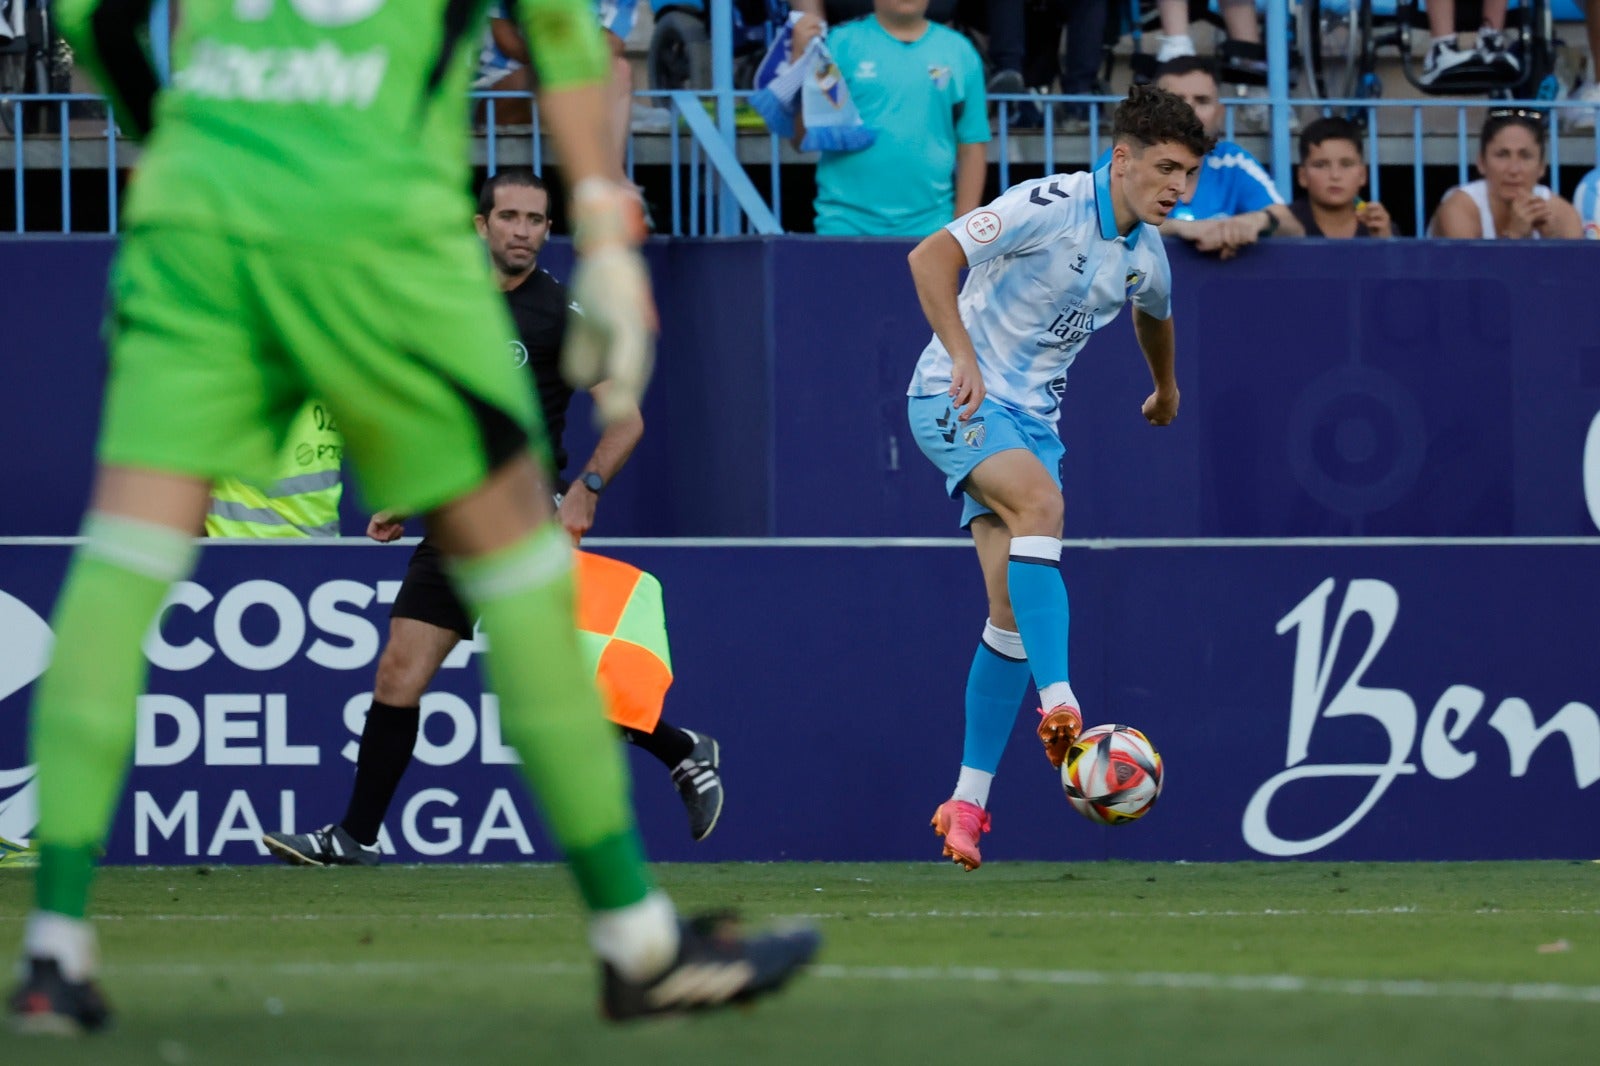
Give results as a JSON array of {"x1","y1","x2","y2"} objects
[{"x1": 57, "y1": 0, "x2": 607, "y2": 243}]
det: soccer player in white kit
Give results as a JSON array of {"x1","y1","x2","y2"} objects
[{"x1": 906, "y1": 85, "x2": 1212, "y2": 870}]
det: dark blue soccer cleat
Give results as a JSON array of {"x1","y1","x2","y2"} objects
[
  {"x1": 601, "y1": 912, "x2": 820, "y2": 1021},
  {"x1": 8, "y1": 957, "x2": 112, "y2": 1036}
]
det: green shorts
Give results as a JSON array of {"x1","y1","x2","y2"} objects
[{"x1": 99, "y1": 226, "x2": 549, "y2": 516}]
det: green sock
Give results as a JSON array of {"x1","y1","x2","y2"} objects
[
  {"x1": 451, "y1": 524, "x2": 653, "y2": 912},
  {"x1": 32, "y1": 514, "x2": 197, "y2": 918}
]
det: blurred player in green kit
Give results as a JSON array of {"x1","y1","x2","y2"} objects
[{"x1": 10, "y1": 0, "x2": 816, "y2": 1034}]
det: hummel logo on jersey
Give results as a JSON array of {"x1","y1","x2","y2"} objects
[
  {"x1": 855, "y1": 61, "x2": 877, "y2": 79},
  {"x1": 936, "y1": 407, "x2": 958, "y2": 443},
  {"x1": 1028, "y1": 181, "x2": 1070, "y2": 207}
]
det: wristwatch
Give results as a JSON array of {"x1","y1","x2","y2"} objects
[{"x1": 579, "y1": 471, "x2": 606, "y2": 495}]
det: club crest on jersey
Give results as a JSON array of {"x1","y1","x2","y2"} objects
[
  {"x1": 966, "y1": 211, "x2": 1002, "y2": 244},
  {"x1": 928, "y1": 65, "x2": 952, "y2": 89},
  {"x1": 961, "y1": 418, "x2": 987, "y2": 448},
  {"x1": 510, "y1": 341, "x2": 529, "y2": 369},
  {"x1": 1125, "y1": 269, "x2": 1146, "y2": 296}
]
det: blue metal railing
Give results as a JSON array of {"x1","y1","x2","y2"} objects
[{"x1": 8, "y1": 87, "x2": 1600, "y2": 236}]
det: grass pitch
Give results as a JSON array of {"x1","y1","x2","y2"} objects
[{"x1": 2, "y1": 861, "x2": 1598, "y2": 1065}]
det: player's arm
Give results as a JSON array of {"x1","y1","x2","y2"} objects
[
  {"x1": 54, "y1": 0, "x2": 160, "y2": 140},
  {"x1": 1133, "y1": 309, "x2": 1179, "y2": 426},
  {"x1": 557, "y1": 382, "x2": 644, "y2": 542},
  {"x1": 908, "y1": 229, "x2": 985, "y2": 420}
]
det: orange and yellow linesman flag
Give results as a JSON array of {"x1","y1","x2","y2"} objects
[{"x1": 574, "y1": 551, "x2": 673, "y2": 733}]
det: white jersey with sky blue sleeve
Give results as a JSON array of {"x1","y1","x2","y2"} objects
[{"x1": 907, "y1": 164, "x2": 1172, "y2": 428}]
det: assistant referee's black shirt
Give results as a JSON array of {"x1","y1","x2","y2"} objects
[{"x1": 502, "y1": 266, "x2": 574, "y2": 479}]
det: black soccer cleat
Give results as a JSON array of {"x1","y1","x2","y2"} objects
[
  {"x1": 8, "y1": 957, "x2": 112, "y2": 1036},
  {"x1": 601, "y1": 912, "x2": 820, "y2": 1021},
  {"x1": 262, "y1": 825, "x2": 380, "y2": 867},
  {"x1": 670, "y1": 732, "x2": 725, "y2": 842}
]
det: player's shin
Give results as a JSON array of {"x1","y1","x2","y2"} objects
[
  {"x1": 448, "y1": 525, "x2": 678, "y2": 976},
  {"x1": 954, "y1": 621, "x2": 1031, "y2": 807},
  {"x1": 1005, "y1": 536, "x2": 1078, "y2": 713},
  {"x1": 29, "y1": 514, "x2": 199, "y2": 932}
]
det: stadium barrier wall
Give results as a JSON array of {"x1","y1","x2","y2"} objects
[
  {"x1": 0, "y1": 540, "x2": 1595, "y2": 864},
  {"x1": 7, "y1": 237, "x2": 1600, "y2": 539}
]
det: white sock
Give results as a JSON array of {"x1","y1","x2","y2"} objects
[
  {"x1": 23, "y1": 912, "x2": 99, "y2": 983},
  {"x1": 588, "y1": 891, "x2": 680, "y2": 982},
  {"x1": 1040, "y1": 681, "x2": 1079, "y2": 714},
  {"x1": 1432, "y1": 34, "x2": 1456, "y2": 48},
  {"x1": 1155, "y1": 34, "x2": 1197, "y2": 63},
  {"x1": 952, "y1": 767, "x2": 994, "y2": 808}
]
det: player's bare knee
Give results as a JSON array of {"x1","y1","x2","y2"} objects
[{"x1": 1004, "y1": 491, "x2": 1063, "y2": 537}]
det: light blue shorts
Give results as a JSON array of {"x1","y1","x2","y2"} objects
[
  {"x1": 907, "y1": 394, "x2": 1065, "y2": 529},
  {"x1": 596, "y1": 0, "x2": 638, "y2": 40}
]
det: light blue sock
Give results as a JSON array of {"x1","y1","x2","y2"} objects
[
  {"x1": 1007, "y1": 535, "x2": 1071, "y2": 694},
  {"x1": 960, "y1": 621, "x2": 1032, "y2": 775}
]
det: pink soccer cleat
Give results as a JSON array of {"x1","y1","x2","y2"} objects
[
  {"x1": 931, "y1": 799, "x2": 992, "y2": 872},
  {"x1": 1037, "y1": 704, "x2": 1084, "y2": 770}
]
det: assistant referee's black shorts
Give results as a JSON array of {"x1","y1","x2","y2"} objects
[{"x1": 389, "y1": 537, "x2": 474, "y2": 640}]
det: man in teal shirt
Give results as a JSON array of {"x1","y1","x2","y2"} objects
[{"x1": 792, "y1": 0, "x2": 990, "y2": 236}]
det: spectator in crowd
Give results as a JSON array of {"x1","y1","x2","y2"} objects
[
  {"x1": 475, "y1": 5, "x2": 533, "y2": 126},
  {"x1": 971, "y1": 0, "x2": 1110, "y2": 128},
  {"x1": 791, "y1": 0, "x2": 989, "y2": 236},
  {"x1": 1419, "y1": 0, "x2": 1517, "y2": 87},
  {"x1": 1146, "y1": 57, "x2": 1303, "y2": 257},
  {"x1": 483, "y1": 1, "x2": 636, "y2": 155},
  {"x1": 1151, "y1": 0, "x2": 1269, "y2": 129},
  {"x1": 1288, "y1": 117, "x2": 1394, "y2": 238},
  {"x1": 1152, "y1": 0, "x2": 1261, "y2": 65},
  {"x1": 1562, "y1": 0, "x2": 1600, "y2": 130},
  {"x1": 1429, "y1": 108, "x2": 1584, "y2": 239},
  {"x1": 1574, "y1": 166, "x2": 1600, "y2": 237}
]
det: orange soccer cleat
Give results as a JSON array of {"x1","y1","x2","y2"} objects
[
  {"x1": 1037, "y1": 704, "x2": 1085, "y2": 769},
  {"x1": 931, "y1": 799, "x2": 992, "y2": 871}
]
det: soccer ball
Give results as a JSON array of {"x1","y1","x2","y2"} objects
[{"x1": 1061, "y1": 724, "x2": 1163, "y2": 825}]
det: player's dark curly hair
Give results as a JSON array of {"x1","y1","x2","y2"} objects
[{"x1": 1112, "y1": 84, "x2": 1214, "y2": 159}]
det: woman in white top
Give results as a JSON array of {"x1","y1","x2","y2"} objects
[{"x1": 1430, "y1": 108, "x2": 1585, "y2": 239}]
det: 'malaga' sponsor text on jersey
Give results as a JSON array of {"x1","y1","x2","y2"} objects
[{"x1": 908, "y1": 164, "x2": 1173, "y2": 427}]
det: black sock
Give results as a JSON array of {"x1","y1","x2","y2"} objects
[
  {"x1": 340, "y1": 700, "x2": 421, "y2": 846},
  {"x1": 621, "y1": 718, "x2": 696, "y2": 768}
]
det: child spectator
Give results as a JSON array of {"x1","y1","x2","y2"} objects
[{"x1": 1289, "y1": 117, "x2": 1394, "y2": 238}]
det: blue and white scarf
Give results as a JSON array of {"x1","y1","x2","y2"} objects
[{"x1": 750, "y1": 14, "x2": 876, "y2": 153}]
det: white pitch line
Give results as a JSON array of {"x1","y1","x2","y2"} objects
[
  {"x1": 6, "y1": 905, "x2": 1595, "y2": 923},
  {"x1": 94, "y1": 959, "x2": 1600, "y2": 1005}
]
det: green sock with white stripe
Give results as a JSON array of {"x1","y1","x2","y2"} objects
[
  {"x1": 450, "y1": 523, "x2": 655, "y2": 912},
  {"x1": 32, "y1": 513, "x2": 199, "y2": 919}
]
